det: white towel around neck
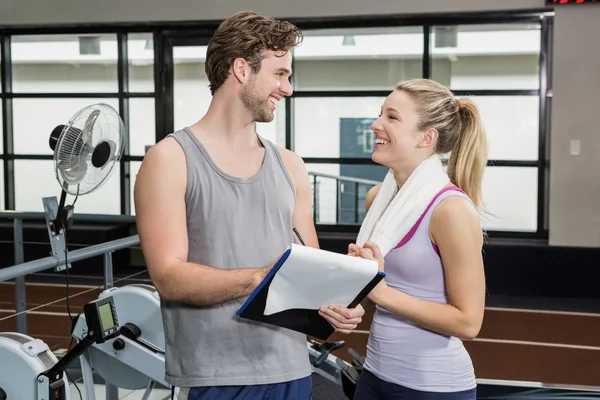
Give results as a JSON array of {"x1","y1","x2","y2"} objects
[{"x1": 356, "y1": 154, "x2": 450, "y2": 257}]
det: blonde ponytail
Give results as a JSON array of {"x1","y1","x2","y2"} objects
[{"x1": 447, "y1": 98, "x2": 488, "y2": 211}]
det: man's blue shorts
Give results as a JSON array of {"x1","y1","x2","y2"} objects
[{"x1": 172, "y1": 375, "x2": 313, "y2": 400}]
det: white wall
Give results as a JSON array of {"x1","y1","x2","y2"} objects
[{"x1": 0, "y1": 25, "x2": 543, "y2": 233}]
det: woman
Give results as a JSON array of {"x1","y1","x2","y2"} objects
[{"x1": 350, "y1": 78, "x2": 487, "y2": 399}]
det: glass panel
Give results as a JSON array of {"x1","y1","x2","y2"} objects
[
  {"x1": 129, "y1": 98, "x2": 155, "y2": 156},
  {"x1": 481, "y1": 166, "x2": 537, "y2": 232},
  {"x1": 0, "y1": 163, "x2": 4, "y2": 210},
  {"x1": 11, "y1": 34, "x2": 119, "y2": 93},
  {"x1": 293, "y1": 26, "x2": 423, "y2": 91},
  {"x1": 295, "y1": 95, "x2": 539, "y2": 162},
  {"x1": 431, "y1": 23, "x2": 541, "y2": 90},
  {"x1": 306, "y1": 163, "x2": 385, "y2": 225},
  {"x1": 13, "y1": 98, "x2": 119, "y2": 155},
  {"x1": 468, "y1": 95, "x2": 539, "y2": 161},
  {"x1": 0, "y1": 106, "x2": 3, "y2": 153},
  {"x1": 128, "y1": 33, "x2": 154, "y2": 92},
  {"x1": 293, "y1": 97, "x2": 385, "y2": 158},
  {"x1": 255, "y1": 98, "x2": 286, "y2": 147},
  {"x1": 14, "y1": 159, "x2": 121, "y2": 214},
  {"x1": 173, "y1": 45, "x2": 212, "y2": 130},
  {"x1": 306, "y1": 164, "x2": 538, "y2": 231},
  {"x1": 130, "y1": 161, "x2": 142, "y2": 215}
]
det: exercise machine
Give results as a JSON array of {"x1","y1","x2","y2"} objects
[
  {"x1": 0, "y1": 295, "x2": 120, "y2": 399},
  {"x1": 0, "y1": 280, "x2": 364, "y2": 400},
  {"x1": 72, "y1": 284, "x2": 167, "y2": 399},
  {"x1": 0, "y1": 278, "x2": 364, "y2": 399},
  {"x1": 74, "y1": 284, "x2": 359, "y2": 399},
  {"x1": 308, "y1": 338, "x2": 365, "y2": 399}
]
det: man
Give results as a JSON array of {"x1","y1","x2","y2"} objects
[{"x1": 134, "y1": 10, "x2": 365, "y2": 400}]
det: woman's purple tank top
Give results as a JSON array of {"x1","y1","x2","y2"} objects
[{"x1": 363, "y1": 186, "x2": 477, "y2": 392}]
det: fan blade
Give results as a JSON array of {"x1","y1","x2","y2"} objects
[{"x1": 58, "y1": 155, "x2": 88, "y2": 185}]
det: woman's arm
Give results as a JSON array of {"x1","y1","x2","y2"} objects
[{"x1": 357, "y1": 196, "x2": 486, "y2": 340}]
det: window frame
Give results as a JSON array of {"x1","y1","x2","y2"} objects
[
  {"x1": 288, "y1": 12, "x2": 553, "y2": 240},
  {"x1": 0, "y1": 8, "x2": 553, "y2": 239}
]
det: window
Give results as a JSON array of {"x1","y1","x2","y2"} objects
[
  {"x1": 13, "y1": 98, "x2": 119, "y2": 155},
  {"x1": 289, "y1": 19, "x2": 548, "y2": 236},
  {"x1": 467, "y1": 95, "x2": 539, "y2": 161},
  {"x1": 0, "y1": 13, "x2": 551, "y2": 236},
  {"x1": 0, "y1": 163, "x2": 4, "y2": 211},
  {"x1": 481, "y1": 167, "x2": 538, "y2": 232},
  {"x1": 293, "y1": 97, "x2": 385, "y2": 158},
  {"x1": 173, "y1": 45, "x2": 212, "y2": 130},
  {"x1": 290, "y1": 26, "x2": 425, "y2": 228},
  {"x1": 11, "y1": 34, "x2": 119, "y2": 93},
  {"x1": 0, "y1": 106, "x2": 3, "y2": 154},
  {"x1": 293, "y1": 26, "x2": 424, "y2": 91},
  {"x1": 3, "y1": 32, "x2": 156, "y2": 214},
  {"x1": 129, "y1": 98, "x2": 155, "y2": 156},
  {"x1": 430, "y1": 24, "x2": 541, "y2": 90},
  {"x1": 128, "y1": 33, "x2": 155, "y2": 93},
  {"x1": 14, "y1": 160, "x2": 121, "y2": 214},
  {"x1": 430, "y1": 22, "x2": 543, "y2": 233},
  {"x1": 129, "y1": 161, "x2": 143, "y2": 215},
  {"x1": 306, "y1": 163, "x2": 383, "y2": 225}
]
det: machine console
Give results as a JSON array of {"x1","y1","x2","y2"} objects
[{"x1": 84, "y1": 296, "x2": 120, "y2": 344}]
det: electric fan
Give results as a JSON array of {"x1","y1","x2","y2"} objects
[
  {"x1": 37, "y1": 102, "x2": 125, "y2": 271},
  {"x1": 46, "y1": 103, "x2": 124, "y2": 239}
]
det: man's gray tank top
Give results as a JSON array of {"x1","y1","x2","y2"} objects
[{"x1": 161, "y1": 127, "x2": 311, "y2": 388}]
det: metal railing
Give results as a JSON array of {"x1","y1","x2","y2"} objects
[
  {"x1": 308, "y1": 172, "x2": 380, "y2": 225},
  {"x1": 0, "y1": 211, "x2": 139, "y2": 335}
]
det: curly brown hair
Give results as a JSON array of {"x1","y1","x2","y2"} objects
[{"x1": 205, "y1": 11, "x2": 303, "y2": 95}]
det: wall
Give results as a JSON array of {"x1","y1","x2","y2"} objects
[
  {"x1": 0, "y1": 0, "x2": 599, "y2": 246},
  {"x1": 548, "y1": 8, "x2": 600, "y2": 247}
]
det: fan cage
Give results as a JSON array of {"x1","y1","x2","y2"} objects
[{"x1": 53, "y1": 103, "x2": 125, "y2": 196}]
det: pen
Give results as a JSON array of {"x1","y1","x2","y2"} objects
[{"x1": 293, "y1": 227, "x2": 306, "y2": 246}]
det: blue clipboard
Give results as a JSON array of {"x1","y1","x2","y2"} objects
[{"x1": 236, "y1": 246, "x2": 385, "y2": 340}]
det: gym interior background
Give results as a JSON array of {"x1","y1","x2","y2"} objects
[{"x1": 1, "y1": 0, "x2": 600, "y2": 397}]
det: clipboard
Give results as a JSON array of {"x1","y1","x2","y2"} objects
[{"x1": 236, "y1": 244, "x2": 386, "y2": 340}]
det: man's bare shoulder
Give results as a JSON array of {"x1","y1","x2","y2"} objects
[
  {"x1": 274, "y1": 144, "x2": 305, "y2": 170},
  {"x1": 144, "y1": 136, "x2": 185, "y2": 165},
  {"x1": 135, "y1": 137, "x2": 187, "y2": 195},
  {"x1": 273, "y1": 144, "x2": 308, "y2": 180}
]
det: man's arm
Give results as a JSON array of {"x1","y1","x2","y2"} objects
[
  {"x1": 134, "y1": 138, "x2": 272, "y2": 306},
  {"x1": 278, "y1": 148, "x2": 319, "y2": 249}
]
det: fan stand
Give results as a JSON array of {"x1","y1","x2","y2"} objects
[{"x1": 43, "y1": 183, "x2": 75, "y2": 272}]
